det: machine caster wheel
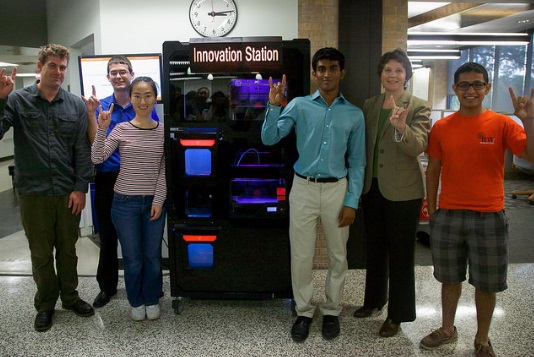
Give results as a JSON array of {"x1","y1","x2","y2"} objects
[{"x1": 172, "y1": 297, "x2": 185, "y2": 315}]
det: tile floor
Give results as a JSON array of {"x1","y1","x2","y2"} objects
[
  {"x1": 1, "y1": 267, "x2": 534, "y2": 356},
  {"x1": 1, "y1": 160, "x2": 533, "y2": 356}
]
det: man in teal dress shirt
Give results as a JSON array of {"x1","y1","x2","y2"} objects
[{"x1": 262, "y1": 47, "x2": 365, "y2": 342}]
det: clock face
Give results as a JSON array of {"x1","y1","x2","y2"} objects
[{"x1": 189, "y1": 0, "x2": 238, "y2": 38}]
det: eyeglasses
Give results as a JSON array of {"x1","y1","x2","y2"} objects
[
  {"x1": 455, "y1": 81, "x2": 487, "y2": 91},
  {"x1": 109, "y1": 70, "x2": 129, "y2": 77}
]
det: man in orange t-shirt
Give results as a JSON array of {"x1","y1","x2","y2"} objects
[{"x1": 419, "y1": 62, "x2": 534, "y2": 357}]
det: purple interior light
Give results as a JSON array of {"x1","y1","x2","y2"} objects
[
  {"x1": 233, "y1": 197, "x2": 279, "y2": 204},
  {"x1": 232, "y1": 164, "x2": 284, "y2": 168}
]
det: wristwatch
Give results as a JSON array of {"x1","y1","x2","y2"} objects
[{"x1": 189, "y1": 0, "x2": 238, "y2": 37}]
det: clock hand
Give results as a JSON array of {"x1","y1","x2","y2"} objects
[{"x1": 208, "y1": 10, "x2": 235, "y2": 16}]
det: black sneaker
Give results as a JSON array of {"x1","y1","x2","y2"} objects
[
  {"x1": 322, "y1": 315, "x2": 340, "y2": 340},
  {"x1": 291, "y1": 316, "x2": 312, "y2": 342}
]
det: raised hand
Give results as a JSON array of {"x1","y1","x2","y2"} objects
[
  {"x1": 97, "y1": 103, "x2": 114, "y2": 130},
  {"x1": 269, "y1": 74, "x2": 286, "y2": 106},
  {"x1": 82, "y1": 85, "x2": 100, "y2": 113},
  {"x1": 389, "y1": 94, "x2": 411, "y2": 134},
  {"x1": 509, "y1": 87, "x2": 534, "y2": 123},
  {"x1": 0, "y1": 67, "x2": 17, "y2": 99}
]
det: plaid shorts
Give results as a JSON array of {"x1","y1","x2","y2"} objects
[{"x1": 429, "y1": 209, "x2": 509, "y2": 292}]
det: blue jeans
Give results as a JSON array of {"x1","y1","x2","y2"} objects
[{"x1": 111, "y1": 193, "x2": 166, "y2": 307}]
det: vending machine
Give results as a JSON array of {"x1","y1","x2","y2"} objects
[{"x1": 162, "y1": 38, "x2": 310, "y2": 313}]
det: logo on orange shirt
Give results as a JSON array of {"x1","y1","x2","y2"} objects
[{"x1": 477, "y1": 132, "x2": 495, "y2": 144}]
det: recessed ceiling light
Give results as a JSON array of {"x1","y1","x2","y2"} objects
[
  {"x1": 0, "y1": 62, "x2": 18, "y2": 67},
  {"x1": 408, "y1": 32, "x2": 529, "y2": 46}
]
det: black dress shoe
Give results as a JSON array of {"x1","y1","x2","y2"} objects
[
  {"x1": 379, "y1": 318, "x2": 400, "y2": 337},
  {"x1": 34, "y1": 310, "x2": 55, "y2": 332},
  {"x1": 322, "y1": 315, "x2": 340, "y2": 340},
  {"x1": 93, "y1": 291, "x2": 116, "y2": 308},
  {"x1": 353, "y1": 306, "x2": 382, "y2": 318},
  {"x1": 291, "y1": 316, "x2": 312, "y2": 342},
  {"x1": 62, "y1": 299, "x2": 95, "y2": 317}
]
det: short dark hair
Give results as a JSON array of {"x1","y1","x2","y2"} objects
[
  {"x1": 38, "y1": 44, "x2": 70, "y2": 65},
  {"x1": 454, "y1": 62, "x2": 489, "y2": 84},
  {"x1": 377, "y1": 49, "x2": 412, "y2": 82},
  {"x1": 129, "y1": 76, "x2": 158, "y2": 98},
  {"x1": 312, "y1": 47, "x2": 345, "y2": 72},
  {"x1": 107, "y1": 55, "x2": 133, "y2": 74}
]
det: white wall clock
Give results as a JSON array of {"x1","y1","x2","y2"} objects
[{"x1": 189, "y1": 0, "x2": 238, "y2": 38}]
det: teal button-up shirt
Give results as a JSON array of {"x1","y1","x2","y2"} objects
[{"x1": 261, "y1": 90, "x2": 366, "y2": 209}]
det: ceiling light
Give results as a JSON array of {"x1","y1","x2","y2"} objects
[
  {"x1": 408, "y1": 49, "x2": 461, "y2": 60},
  {"x1": 0, "y1": 62, "x2": 18, "y2": 67},
  {"x1": 408, "y1": 32, "x2": 529, "y2": 47},
  {"x1": 15, "y1": 73, "x2": 39, "y2": 77}
]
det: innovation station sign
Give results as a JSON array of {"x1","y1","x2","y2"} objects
[{"x1": 189, "y1": 37, "x2": 283, "y2": 73}]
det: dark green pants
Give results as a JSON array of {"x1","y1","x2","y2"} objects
[{"x1": 18, "y1": 194, "x2": 81, "y2": 312}]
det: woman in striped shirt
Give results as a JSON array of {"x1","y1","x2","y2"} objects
[{"x1": 91, "y1": 77, "x2": 166, "y2": 322}]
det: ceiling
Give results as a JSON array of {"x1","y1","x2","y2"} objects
[
  {"x1": 0, "y1": 45, "x2": 40, "y2": 78},
  {"x1": 1, "y1": 1, "x2": 534, "y2": 76},
  {"x1": 409, "y1": 1, "x2": 534, "y2": 33},
  {"x1": 408, "y1": 1, "x2": 534, "y2": 54}
]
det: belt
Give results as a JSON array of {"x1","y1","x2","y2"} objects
[{"x1": 295, "y1": 172, "x2": 340, "y2": 183}]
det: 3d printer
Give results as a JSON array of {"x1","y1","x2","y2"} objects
[{"x1": 163, "y1": 38, "x2": 309, "y2": 314}]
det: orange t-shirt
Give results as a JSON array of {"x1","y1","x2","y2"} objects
[{"x1": 426, "y1": 110, "x2": 526, "y2": 212}]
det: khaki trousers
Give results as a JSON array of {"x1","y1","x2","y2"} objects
[{"x1": 289, "y1": 175, "x2": 349, "y2": 317}]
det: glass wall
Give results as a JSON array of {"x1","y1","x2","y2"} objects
[{"x1": 447, "y1": 33, "x2": 534, "y2": 113}]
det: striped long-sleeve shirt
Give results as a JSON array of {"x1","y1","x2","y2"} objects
[{"x1": 91, "y1": 121, "x2": 166, "y2": 206}]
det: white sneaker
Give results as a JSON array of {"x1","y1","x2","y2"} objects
[
  {"x1": 131, "y1": 305, "x2": 146, "y2": 321},
  {"x1": 146, "y1": 304, "x2": 161, "y2": 320}
]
